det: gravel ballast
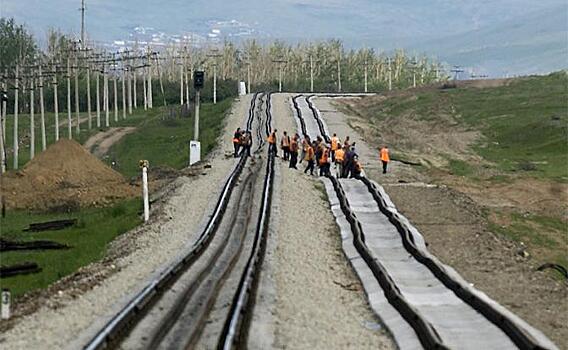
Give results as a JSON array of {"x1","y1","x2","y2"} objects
[
  {"x1": 0, "y1": 96, "x2": 251, "y2": 350},
  {"x1": 271, "y1": 93, "x2": 395, "y2": 349}
]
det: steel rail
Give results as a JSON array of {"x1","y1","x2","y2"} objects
[
  {"x1": 219, "y1": 92, "x2": 275, "y2": 349},
  {"x1": 83, "y1": 94, "x2": 261, "y2": 350},
  {"x1": 305, "y1": 95, "x2": 555, "y2": 350}
]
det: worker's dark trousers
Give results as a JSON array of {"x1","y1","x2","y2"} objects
[
  {"x1": 331, "y1": 150, "x2": 336, "y2": 162},
  {"x1": 382, "y1": 161, "x2": 388, "y2": 174},
  {"x1": 234, "y1": 143, "x2": 240, "y2": 157},
  {"x1": 269, "y1": 143, "x2": 277, "y2": 155},
  {"x1": 289, "y1": 152, "x2": 298, "y2": 168},
  {"x1": 319, "y1": 163, "x2": 330, "y2": 177},
  {"x1": 304, "y1": 160, "x2": 315, "y2": 175},
  {"x1": 282, "y1": 146, "x2": 290, "y2": 160},
  {"x1": 240, "y1": 146, "x2": 251, "y2": 157}
]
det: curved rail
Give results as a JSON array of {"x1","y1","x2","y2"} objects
[
  {"x1": 83, "y1": 94, "x2": 261, "y2": 350},
  {"x1": 302, "y1": 95, "x2": 556, "y2": 350},
  {"x1": 219, "y1": 92, "x2": 276, "y2": 349}
]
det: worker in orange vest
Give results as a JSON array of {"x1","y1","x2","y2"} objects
[
  {"x1": 334, "y1": 144, "x2": 345, "y2": 177},
  {"x1": 330, "y1": 133, "x2": 340, "y2": 162},
  {"x1": 267, "y1": 129, "x2": 278, "y2": 156},
  {"x1": 233, "y1": 128, "x2": 242, "y2": 157},
  {"x1": 380, "y1": 145, "x2": 390, "y2": 174},
  {"x1": 319, "y1": 146, "x2": 331, "y2": 176},
  {"x1": 303, "y1": 141, "x2": 316, "y2": 175},
  {"x1": 343, "y1": 136, "x2": 351, "y2": 149},
  {"x1": 289, "y1": 134, "x2": 299, "y2": 169},
  {"x1": 299, "y1": 135, "x2": 310, "y2": 164},
  {"x1": 281, "y1": 131, "x2": 291, "y2": 161}
]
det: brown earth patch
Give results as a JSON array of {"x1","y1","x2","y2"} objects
[
  {"x1": 339, "y1": 97, "x2": 482, "y2": 168},
  {"x1": 3, "y1": 139, "x2": 138, "y2": 211},
  {"x1": 330, "y1": 95, "x2": 568, "y2": 349}
]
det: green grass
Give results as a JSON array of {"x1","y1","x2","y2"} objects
[
  {"x1": 447, "y1": 73, "x2": 568, "y2": 181},
  {"x1": 0, "y1": 199, "x2": 141, "y2": 298},
  {"x1": 448, "y1": 159, "x2": 476, "y2": 177},
  {"x1": 1, "y1": 99, "x2": 234, "y2": 297},
  {"x1": 355, "y1": 72, "x2": 568, "y2": 181},
  {"x1": 488, "y1": 211, "x2": 568, "y2": 272},
  {"x1": 108, "y1": 99, "x2": 232, "y2": 178}
]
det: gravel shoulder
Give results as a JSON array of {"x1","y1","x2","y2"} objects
[
  {"x1": 0, "y1": 95, "x2": 251, "y2": 350},
  {"x1": 312, "y1": 96, "x2": 567, "y2": 349},
  {"x1": 271, "y1": 93, "x2": 395, "y2": 349}
]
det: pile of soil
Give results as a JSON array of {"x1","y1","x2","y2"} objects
[{"x1": 3, "y1": 139, "x2": 138, "y2": 211}]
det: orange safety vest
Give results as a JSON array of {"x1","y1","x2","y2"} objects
[
  {"x1": 331, "y1": 137, "x2": 339, "y2": 151},
  {"x1": 267, "y1": 133, "x2": 276, "y2": 144},
  {"x1": 282, "y1": 136, "x2": 290, "y2": 147},
  {"x1": 305, "y1": 146, "x2": 314, "y2": 161},
  {"x1": 233, "y1": 137, "x2": 240, "y2": 143},
  {"x1": 380, "y1": 148, "x2": 390, "y2": 162},
  {"x1": 335, "y1": 149, "x2": 345, "y2": 162},
  {"x1": 319, "y1": 149, "x2": 329, "y2": 166},
  {"x1": 290, "y1": 139, "x2": 298, "y2": 152}
]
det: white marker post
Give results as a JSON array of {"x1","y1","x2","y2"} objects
[
  {"x1": 140, "y1": 160, "x2": 149, "y2": 222},
  {"x1": 1, "y1": 289, "x2": 10, "y2": 320}
]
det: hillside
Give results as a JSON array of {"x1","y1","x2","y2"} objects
[{"x1": 340, "y1": 72, "x2": 568, "y2": 271}]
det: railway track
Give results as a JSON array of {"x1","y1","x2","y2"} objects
[
  {"x1": 293, "y1": 94, "x2": 557, "y2": 350},
  {"x1": 83, "y1": 92, "x2": 276, "y2": 350}
]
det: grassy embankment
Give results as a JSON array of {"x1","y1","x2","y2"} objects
[
  {"x1": 346, "y1": 72, "x2": 568, "y2": 272},
  {"x1": 1, "y1": 99, "x2": 233, "y2": 298}
]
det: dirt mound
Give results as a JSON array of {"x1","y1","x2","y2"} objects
[{"x1": 4, "y1": 139, "x2": 138, "y2": 211}]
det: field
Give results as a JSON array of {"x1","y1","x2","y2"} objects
[
  {"x1": 341, "y1": 72, "x2": 568, "y2": 274},
  {"x1": 1, "y1": 99, "x2": 232, "y2": 298}
]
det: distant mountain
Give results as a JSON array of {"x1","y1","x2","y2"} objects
[
  {"x1": 409, "y1": 6, "x2": 568, "y2": 77},
  {"x1": 2, "y1": 0, "x2": 566, "y2": 76}
]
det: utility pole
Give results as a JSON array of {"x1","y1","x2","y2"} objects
[
  {"x1": 66, "y1": 57, "x2": 72, "y2": 139},
  {"x1": 388, "y1": 57, "x2": 393, "y2": 91},
  {"x1": 179, "y1": 58, "x2": 184, "y2": 105},
  {"x1": 412, "y1": 60, "x2": 417, "y2": 88},
  {"x1": 364, "y1": 60, "x2": 368, "y2": 93},
  {"x1": 113, "y1": 74, "x2": 118, "y2": 122},
  {"x1": 95, "y1": 68, "x2": 100, "y2": 127},
  {"x1": 310, "y1": 54, "x2": 314, "y2": 93},
  {"x1": 0, "y1": 86, "x2": 8, "y2": 174},
  {"x1": 29, "y1": 74, "x2": 35, "y2": 159},
  {"x1": 121, "y1": 67, "x2": 126, "y2": 119},
  {"x1": 104, "y1": 63, "x2": 109, "y2": 127},
  {"x1": 86, "y1": 56, "x2": 92, "y2": 129},
  {"x1": 207, "y1": 49, "x2": 222, "y2": 104},
  {"x1": 38, "y1": 65, "x2": 46, "y2": 150},
  {"x1": 272, "y1": 59, "x2": 286, "y2": 92},
  {"x1": 13, "y1": 65, "x2": 19, "y2": 169},
  {"x1": 142, "y1": 66, "x2": 147, "y2": 110},
  {"x1": 133, "y1": 67, "x2": 137, "y2": 109},
  {"x1": 1, "y1": 75, "x2": 6, "y2": 173},
  {"x1": 147, "y1": 47, "x2": 153, "y2": 109},
  {"x1": 80, "y1": 0, "x2": 86, "y2": 48},
  {"x1": 53, "y1": 64, "x2": 59, "y2": 140},
  {"x1": 337, "y1": 51, "x2": 342, "y2": 93},
  {"x1": 127, "y1": 66, "x2": 133, "y2": 114},
  {"x1": 74, "y1": 45, "x2": 80, "y2": 135}
]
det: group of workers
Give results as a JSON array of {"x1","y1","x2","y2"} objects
[
  {"x1": 232, "y1": 128, "x2": 253, "y2": 157},
  {"x1": 266, "y1": 130, "x2": 391, "y2": 178},
  {"x1": 234, "y1": 127, "x2": 391, "y2": 177}
]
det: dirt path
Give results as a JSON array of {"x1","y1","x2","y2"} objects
[
  {"x1": 84, "y1": 127, "x2": 137, "y2": 157},
  {"x1": 270, "y1": 94, "x2": 395, "y2": 349},
  {"x1": 311, "y1": 96, "x2": 567, "y2": 349}
]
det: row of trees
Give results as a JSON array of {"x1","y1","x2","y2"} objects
[{"x1": 0, "y1": 17, "x2": 447, "y2": 171}]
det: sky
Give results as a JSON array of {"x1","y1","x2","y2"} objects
[{"x1": 1, "y1": 0, "x2": 566, "y2": 76}]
